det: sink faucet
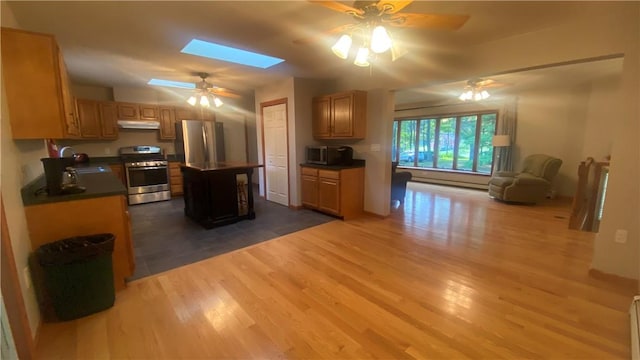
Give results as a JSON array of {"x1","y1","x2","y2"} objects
[{"x1": 58, "y1": 146, "x2": 76, "y2": 158}]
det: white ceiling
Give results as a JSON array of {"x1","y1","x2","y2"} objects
[{"x1": 6, "y1": 1, "x2": 613, "y2": 102}]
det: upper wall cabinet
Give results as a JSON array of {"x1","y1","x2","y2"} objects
[
  {"x1": 76, "y1": 99, "x2": 118, "y2": 140},
  {"x1": 312, "y1": 90, "x2": 367, "y2": 140},
  {"x1": 117, "y1": 103, "x2": 159, "y2": 121},
  {"x1": 1, "y1": 28, "x2": 80, "y2": 139},
  {"x1": 158, "y1": 106, "x2": 176, "y2": 140}
]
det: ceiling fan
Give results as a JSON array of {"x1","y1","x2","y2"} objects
[
  {"x1": 295, "y1": 1, "x2": 469, "y2": 66},
  {"x1": 294, "y1": 0, "x2": 469, "y2": 43},
  {"x1": 192, "y1": 72, "x2": 241, "y2": 99},
  {"x1": 458, "y1": 78, "x2": 507, "y2": 101}
]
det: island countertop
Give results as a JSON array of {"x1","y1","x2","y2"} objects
[{"x1": 181, "y1": 162, "x2": 264, "y2": 172}]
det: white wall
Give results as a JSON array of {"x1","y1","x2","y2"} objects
[{"x1": 0, "y1": 1, "x2": 42, "y2": 337}]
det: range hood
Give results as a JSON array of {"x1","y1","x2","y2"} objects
[{"x1": 117, "y1": 120, "x2": 160, "y2": 130}]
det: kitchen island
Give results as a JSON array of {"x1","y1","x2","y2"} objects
[{"x1": 181, "y1": 162, "x2": 263, "y2": 229}]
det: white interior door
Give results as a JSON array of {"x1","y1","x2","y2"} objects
[{"x1": 263, "y1": 103, "x2": 288, "y2": 206}]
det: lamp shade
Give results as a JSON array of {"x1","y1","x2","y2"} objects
[
  {"x1": 492, "y1": 134, "x2": 511, "y2": 147},
  {"x1": 331, "y1": 34, "x2": 352, "y2": 59}
]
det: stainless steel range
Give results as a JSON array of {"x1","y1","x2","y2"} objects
[{"x1": 119, "y1": 146, "x2": 170, "y2": 205}]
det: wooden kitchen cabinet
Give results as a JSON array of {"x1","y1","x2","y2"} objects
[
  {"x1": 175, "y1": 107, "x2": 199, "y2": 122},
  {"x1": 109, "y1": 164, "x2": 126, "y2": 186},
  {"x1": 76, "y1": 99, "x2": 119, "y2": 139},
  {"x1": 99, "y1": 101, "x2": 119, "y2": 139},
  {"x1": 312, "y1": 90, "x2": 366, "y2": 140},
  {"x1": 300, "y1": 165, "x2": 364, "y2": 219},
  {"x1": 139, "y1": 104, "x2": 159, "y2": 120},
  {"x1": 1, "y1": 27, "x2": 80, "y2": 139},
  {"x1": 76, "y1": 99, "x2": 101, "y2": 139},
  {"x1": 318, "y1": 170, "x2": 341, "y2": 215},
  {"x1": 117, "y1": 102, "x2": 140, "y2": 120},
  {"x1": 117, "y1": 102, "x2": 158, "y2": 121},
  {"x1": 169, "y1": 161, "x2": 183, "y2": 196},
  {"x1": 159, "y1": 107, "x2": 176, "y2": 140},
  {"x1": 24, "y1": 195, "x2": 135, "y2": 291},
  {"x1": 301, "y1": 167, "x2": 319, "y2": 208}
]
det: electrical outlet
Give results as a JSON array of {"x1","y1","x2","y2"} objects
[
  {"x1": 370, "y1": 144, "x2": 381, "y2": 152},
  {"x1": 615, "y1": 229, "x2": 628, "y2": 244},
  {"x1": 23, "y1": 266, "x2": 31, "y2": 289},
  {"x1": 104, "y1": 147, "x2": 111, "y2": 155}
]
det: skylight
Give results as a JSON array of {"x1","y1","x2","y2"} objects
[
  {"x1": 147, "y1": 79, "x2": 195, "y2": 89},
  {"x1": 180, "y1": 39, "x2": 285, "y2": 69}
]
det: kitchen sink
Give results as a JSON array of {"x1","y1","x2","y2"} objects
[{"x1": 73, "y1": 166, "x2": 110, "y2": 174}]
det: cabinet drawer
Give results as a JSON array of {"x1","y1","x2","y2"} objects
[
  {"x1": 318, "y1": 169, "x2": 340, "y2": 180},
  {"x1": 169, "y1": 166, "x2": 182, "y2": 177},
  {"x1": 302, "y1": 167, "x2": 318, "y2": 176}
]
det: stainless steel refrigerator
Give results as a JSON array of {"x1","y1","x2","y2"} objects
[{"x1": 175, "y1": 120, "x2": 225, "y2": 164}]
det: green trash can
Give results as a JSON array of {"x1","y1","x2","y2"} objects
[{"x1": 37, "y1": 233, "x2": 116, "y2": 321}]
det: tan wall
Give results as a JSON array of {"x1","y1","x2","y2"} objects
[
  {"x1": 254, "y1": 77, "x2": 295, "y2": 198},
  {"x1": 0, "y1": 1, "x2": 42, "y2": 337},
  {"x1": 582, "y1": 75, "x2": 620, "y2": 160},
  {"x1": 516, "y1": 83, "x2": 590, "y2": 197}
]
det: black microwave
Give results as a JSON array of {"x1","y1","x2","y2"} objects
[{"x1": 306, "y1": 145, "x2": 353, "y2": 165}]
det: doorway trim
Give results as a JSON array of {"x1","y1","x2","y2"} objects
[{"x1": 259, "y1": 98, "x2": 290, "y2": 206}]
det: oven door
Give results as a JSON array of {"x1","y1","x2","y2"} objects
[{"x1": 125, "y1": 164, "x2": 169, "y2": 195}]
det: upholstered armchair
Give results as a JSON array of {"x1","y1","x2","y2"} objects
[
  {"x1": 488, "y1": 154, "x2": 562, "y2": 204},
  {"x1": 391, "y1": 162, "x2": 412, "y2": 204}
]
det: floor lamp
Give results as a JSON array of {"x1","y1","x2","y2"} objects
[{"x1": 492, "y1": 134, "x2": 511, "y2": 172}]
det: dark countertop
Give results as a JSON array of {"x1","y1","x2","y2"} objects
[
  {"x1": 182, "y1": 162, "x2": 263, "y2": 172},
  {"x1": 22, "y1": 164, "x2": 127, "y2": 206},
  {"x1": 300, "y1": 159, "x2": 365, "y2": 170}
]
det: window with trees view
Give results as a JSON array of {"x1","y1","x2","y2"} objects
[{"x1": 392, "y1": 112, "x2": 498, "y2": 174}]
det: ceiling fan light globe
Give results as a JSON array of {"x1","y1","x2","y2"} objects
[
  {"x1": 459, "y1": 90, "x2": 472, "y2": 101},
  {"x1": 353, "y1": 47, "x2": 370, "y2": 67},
  {"x1": 213, "y1": 97, "x2": 224, "y2": 108},
  {"x1": 481, "y1": 90, "x2": 490, "y2": 99},
  {"x1": 331, "y1": 34, "x2": 352, "y2": 59},
  {"x1": 370, "y1": 26, "x2": 392, "y2": 54},
  {"x1": 200, "y1": 95, "x2": 210, "y2": 107},
  {"x1": 187, "y1": 96, "x2": 197, "y2": 106}
]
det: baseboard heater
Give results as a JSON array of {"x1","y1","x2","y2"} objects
[{"x1": 631, "y1": 296, "x2": 640, "y2": 359}]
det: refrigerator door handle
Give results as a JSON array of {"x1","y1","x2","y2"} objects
[{"x1": 201, "y1": 122, "x2": 209, "y2": 163}]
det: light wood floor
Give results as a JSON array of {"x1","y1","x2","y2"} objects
[{"x1": 35, "y1": 183, "x2": 636, "y2": 359}]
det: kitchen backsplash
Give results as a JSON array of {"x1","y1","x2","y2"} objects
[{"x1": 57, "y1": 130, "x2": 176, "y2": 157}]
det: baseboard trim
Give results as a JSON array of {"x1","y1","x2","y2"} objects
[
  {"x1": 589, "y1": 268, "x2": 638, "y2": 288},
  {"x1": 363, "y1": 211, "x2": 388, "y2": 219}
]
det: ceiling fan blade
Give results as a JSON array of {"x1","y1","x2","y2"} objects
[
  {"x1": 207, "y1": 88, "x2": 241, "y2": 99},
  {"x1": 388, "y1": 13, "x2": 469, "y2": 30},
  {"x1": 376, "y1": 0, "x2": 414, "y2": 14},
  {"x1": 475, "y1": 79, "x2": 496, "y2": 87},
  {"x1": 308, "y1": 1, "x2": 364, "y2": 15},
  {"x1": 293, "y1": 23, "x2": 357, "y2": 45}
]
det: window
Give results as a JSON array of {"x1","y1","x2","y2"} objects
[{"x1": 393, "y1": 111, "x2": 498, "y2": 174}]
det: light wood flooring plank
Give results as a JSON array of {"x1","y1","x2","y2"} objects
[{"x1": 35, "y1": 183, "x2": 636, "y2": 359}]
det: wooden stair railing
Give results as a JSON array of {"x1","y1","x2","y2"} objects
[{"x1": 569, "y1": 158, "x2": 610, "y2": 232}]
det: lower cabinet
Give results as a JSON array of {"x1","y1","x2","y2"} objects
[
  {"x1": 24, "y1": 195, "x2": 135, "y2": 291},
  {"x1": 109, "y1": 164, "x2": 126, "y2": 186},
  {"x1": 300, "y1": 165, "x2": 364, "y2": 220},
  {"x1": 169, "y1": 161, "x2": 183, "y2": 196}
]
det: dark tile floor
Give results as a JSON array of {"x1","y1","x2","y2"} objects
[{"x1": 127, "y1": 189, "x2": 335, "y2": 280}]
